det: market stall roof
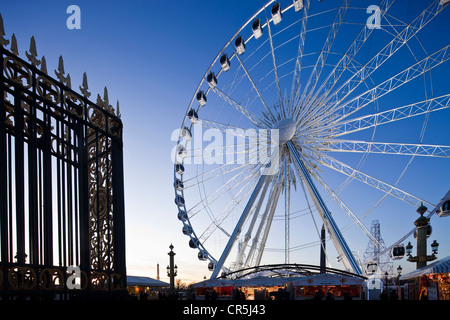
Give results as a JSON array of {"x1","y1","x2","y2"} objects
[
  {"x1": 192, "y1": 278, "x2": 234, "y2": 288},
  {"x1": 400, "y1": 256, "x2": 450, "y2": 280},
  {"x1": 127, "y1": 276, "x2": 170, "y2": 287},
  {"x1": 291, "y1": 273, "x2": 365, "y2": 286},
  {"x1": 234, "y1": 276, "x2": 299, "y2": 287}
]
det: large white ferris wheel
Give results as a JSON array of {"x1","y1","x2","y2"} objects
[{"x1": 173, "y1": 0, "x2": 450, "y2": 279}]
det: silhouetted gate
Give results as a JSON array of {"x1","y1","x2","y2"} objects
[{"x1": 0, "y1": 28, "x2": 126, "y2": 299}]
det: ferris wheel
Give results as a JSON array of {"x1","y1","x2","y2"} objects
[{"x1": 173, "y1": 0, "x2": 450, "y2": 278}]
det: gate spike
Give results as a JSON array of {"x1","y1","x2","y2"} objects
[
  {"x1": 40, "y1": 56, "x2": 48, "y2": 74},
  {"x1": 0, "y1": 14, "x2": 9, "y2": 47},
  {"x1": 10, "y1": 33, "x2": 18, "y2": 55},
  {"x1": 79, "y1": 72, "x2": 91, "y2": 98},
  {"x1": 103, "y1": 86, "x2": 109, "y2": 105},
  {"x1": 55, "y1": 55, "x2": 67, "y2": 84},
  {"x1": 66, "y1": 73, "x2": 72, "y2": 89},
  {"x1": 25, "y1": 36, "x2": 41, "y2": 67}
]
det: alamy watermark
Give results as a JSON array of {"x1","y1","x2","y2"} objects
[
  {"x1": 66, "y1": 5, "x2": 81, "y2": 30},
  {"x1": 171, "y1": 121, "x2": 280, "y2": 175},
  {"x1": 366, "y1": 5, "x2": 381, "y2": 29},
  {"x1": 66, "y1": 265, "x2": 81, "y2": 289}
]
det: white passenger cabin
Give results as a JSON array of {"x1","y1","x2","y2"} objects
[
  {"x1": 252, "y1": 18, "x2": 263, "y2": 39},
  {"x1": 294, "y1": 0, "x2": 304, "y2": 12},
  {"x1": 271, "y1": 3, "x2": 282, "y2": 25}
]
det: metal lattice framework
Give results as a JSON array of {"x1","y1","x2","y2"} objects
[
  {"x1": 173, "y1": 0, "x2": 450, "y2": 279},
  {"x1": 218, "y1": 263, "x2": 367, "y2": 280},
  {"x1": 0, "y1": 17, "x2": 126, "y2": 298}
]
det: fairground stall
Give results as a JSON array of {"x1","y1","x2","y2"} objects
[
  {"x1": 192, "y1": 276, "x2": 295, "y2": 300},
  {"x1": 126, "y1": 276, "x2": 170, "y2": 300},
  {"x1": 192, "y1": 278, "x2": 235, "y2": 300},
  {"x1": 292, "y1": 273, "x2": 365, "y2": 300},
  {"x1": 400, "y1": 256, "x2": 450, "y2": 300},
  {"x1": 234, "y1": 276, "x2": 295, "y2": 300}
]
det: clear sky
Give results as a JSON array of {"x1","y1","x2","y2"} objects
[{"x1": 1, "y1": 0, "x2": 449, "y2": 284}]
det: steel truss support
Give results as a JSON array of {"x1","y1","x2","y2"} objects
[
  {"x1": 210, "y1": 173, "x2": 271, "y2": 278},
  {"x1": 287, "y1": 141, "x2": 362, "y2": 275},
  {"x1": 319, "y1": 140, "x2": 450, "y2": 158}
]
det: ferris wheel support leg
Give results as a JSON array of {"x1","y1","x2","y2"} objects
[
  {"x1": 234, "y1": 177, "x2": 272, "y2": 272},
  {"x1": 210, "y1": 173, "x2": 270, "y2": 279},
  {"x1": 287, "y1": 141, "x2": 362, "y2": 275}
]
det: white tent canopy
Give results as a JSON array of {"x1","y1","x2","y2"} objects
[
  {"x1": 192, "y1": 278, "x2": 234, "y2": 288},
  {"x1": 234, "y1": 276, "x2": 297, "y2": 287},
  {"x1": 127, "y1": 276, "x2": 170, "y2": 287},
  {"x1": 400, "y1": 256, "x2": 450, "y2": 280},
  {"x1": 291, "y1": 273, "x2": 365, "y2": 286}
]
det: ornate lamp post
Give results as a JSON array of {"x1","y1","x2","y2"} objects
[
  {"x1": 167, "y1": 244, "x2": 178, "y2": 291},
  {"x1": 406, "y1": 203, "x2": 439, "y2": 269},
  {"x1": 396, "y1": 265, "x2": 402, "y2": 285}
]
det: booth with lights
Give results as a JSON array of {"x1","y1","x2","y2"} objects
[
  {"x1": 400, "y1": 256, "x2": 450, "y2": 300},
  {"x1": 292, "y1": 273, "x2": 365, "y2": 300}
]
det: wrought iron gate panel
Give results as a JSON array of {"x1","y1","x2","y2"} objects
[{"x1": 0, "y1": 42, "x2": 125, "y2": 297}]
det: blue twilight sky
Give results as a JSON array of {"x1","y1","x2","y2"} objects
[{"x1": 1, "y1": 0, "x2": 449, "y2": 284}]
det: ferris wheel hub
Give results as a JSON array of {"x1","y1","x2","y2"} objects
[{"x1": 274, "y1": 118, "x2": 297, "y2": 145}]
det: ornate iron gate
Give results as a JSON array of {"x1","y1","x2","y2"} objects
[{"x1": 0, "y1": 28, "x2": 126, "y2": 299}]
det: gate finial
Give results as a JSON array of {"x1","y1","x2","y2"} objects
[
  {"x1": 0, "y1": 14, "x2": 9, "y2": 47},
  {"x1": 66, "y1": 74, "x2": 72, "y2": 89},
  {"x1": 80, "y1": 72, "x2": 91, "y2": 98},
  {"x1": 55, "y1": 55, "x2": 68, "y2": 84},
  {"x1": 25, "y1": 36, "x2": 41, "y2": 66},
  {"x1": 116, "y1": 100, "x2": 121, "y2": 118},
  {"x1": 40, "y1": 56, "x2": 48, "y2": 74},
  {"x1": 10, "y1": 33, "x2": 18, "y2": 55}
]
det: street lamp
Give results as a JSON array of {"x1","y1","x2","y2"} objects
[
  {"x1": 167, "y1": 244, "x2": 178, "y2": 291},
  {"x1": 406, "y1": 242, "x2": 413, "y2": 257},
  {"x1": 396, "y1": 265, "x2": 402, "y2": 285},
  {"x1": 397, "y1": 265, "x2": 402, "y2": 276},
  {"x1": 431, "y1": 240, "x2": 439, "y2": 255},
  {"x1": 406, "y1": 203, "x2": 439, "y2": 269}
]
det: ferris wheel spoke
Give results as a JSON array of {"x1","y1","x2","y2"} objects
[
  {"x1": 187, "y1": 163, "x2": 262, "y2": 218},
  {"x1": 234, "y1": 52, "x2": 277, "y2": 123},
  {"x1": 295, "y1": 58, "x2": 373, "y2": 131},
  {"x1": 319, "y1": 139, "x2": 450, "y2": 158},
  {"x1": 318, "y1": 153, "x2": 435, "y2": 207},
  {"x1": 183, "y1": 158, "x2": 261, "y2": 190},
  {"x1": 198, "y1": 170, "x2": 263, "y2": 243},
  {"x1": 209, "y1": 86, "x2": 266, "y2": 126},
  {"x1": 334, "y1": 44, "x2": 450, "y2": 122},
  {"x1": 265, "y1": 7, "x2": 285, "y2": 111},
  {"x1": 194, "y1": 119, "x2": 262, "y2": 140},
  {"x1": 298, "y1": 0, "x2": 350, "y2": 111},
  {"x1": 289, "y1": 0, "x2": 310, "y2": 114},
  {"x1": 183, "y1": 144, "x2": 267, "y2": 186},
  {"x1": 325, "y1": 0, "x2": 445, "y2": 113},
  {"x1": 306, "y1": 0, "x2": 396, "y2": 112},
  {"x1": 311, "y1": 169, "x2": 386, "y2": 251},
  {"x1": 329, "y1": 94, "x2": 450, "y2": 137}
]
